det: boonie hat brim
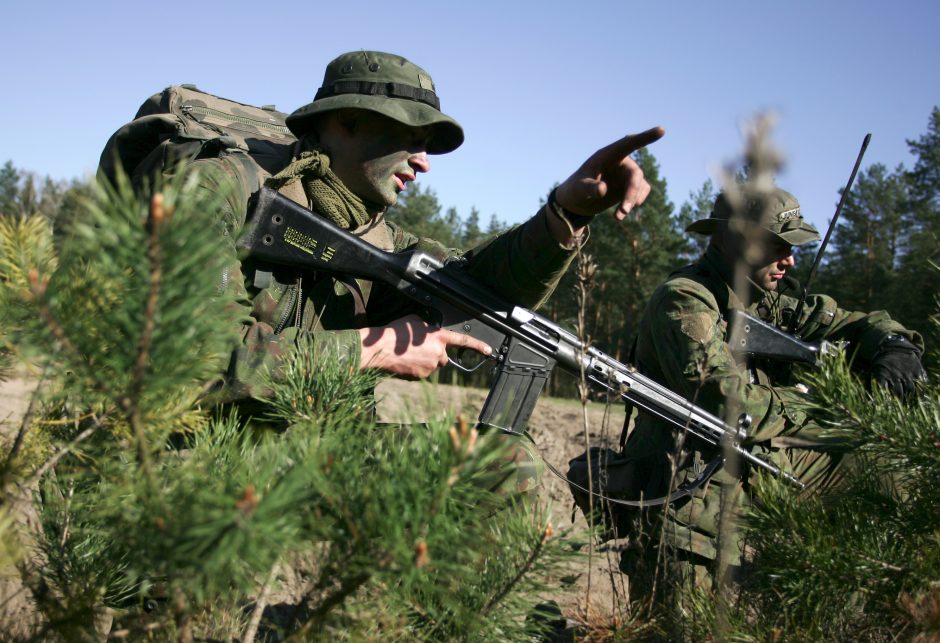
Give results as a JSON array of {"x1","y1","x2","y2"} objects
[{"x1": 286, "y1": 94, "x2": 463, "y2": 155}]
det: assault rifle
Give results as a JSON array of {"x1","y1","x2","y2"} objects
[
  {"x1": 238, "y1": 187, "x2": 804, "y2": 488},
  {"x1": 726, "y1": 134, "x2": 872, "y2": 367}
]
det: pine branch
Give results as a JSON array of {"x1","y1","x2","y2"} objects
[
  {"x1": 21, "y1": 419, "x2": 101, "y2": 492},
  {"x1": 286, "y1": 572, "x2": 371, "y2": 641},
  {"x1": 481, "y1": 522, "x2": 553, "y2": 614},
  {"x1": 123, "y1": 193, "x2": 169, "y2": 483},
  {"x1": 29, "y1": 268, "x2": 108, "y2": 395},
  {"x1": 242, "y1": 562, "x2": 279, "y2": 643}
]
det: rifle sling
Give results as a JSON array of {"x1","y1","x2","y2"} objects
[
  {"x1": 541, "y1": 452, "x2": 722, "y2": 508},
  {"x1": 505, "y1": 425, "x2": 722, "y2": 508}
]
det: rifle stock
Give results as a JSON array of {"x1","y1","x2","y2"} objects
[
  {"x1": 238, "y1": 186, "x2": 409, "y2": 285},
  {"x1": 238, "y1": 187, "x2": 804, "y2": 488}
]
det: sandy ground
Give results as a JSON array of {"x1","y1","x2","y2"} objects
[
  {"x1": 0, "y1": 370, "x2": 43, "y2": 638},
  {"x1": 0, "y1": 371, "x2": 35, "y2": 441},
  {"x1": 0, "y1": 373, "x2": 630, "y2": 634},
  {"x1": 375, "y1": 377, "x2": 630, "y2": 623}
]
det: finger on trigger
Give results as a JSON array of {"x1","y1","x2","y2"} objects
[{"x1": 446, "y1": 329, "x2": 492, "y2": 356}]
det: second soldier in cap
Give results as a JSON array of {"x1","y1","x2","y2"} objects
[{"x1": 617, "y1": 186, "x2": 925, "y2": 602}]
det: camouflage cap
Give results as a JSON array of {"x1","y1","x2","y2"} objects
[
  {"x1": 285, "y1": 51, "x2": 464, "y2": 155},
  {"x1": 686, "y1": 187, "x2": 820, "y2": 246}
]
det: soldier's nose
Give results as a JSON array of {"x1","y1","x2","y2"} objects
[{"x1": 409, "y1": 152, "x2": 431, "y2": 174}]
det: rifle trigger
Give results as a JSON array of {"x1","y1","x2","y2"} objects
[{"x1": 447, "y1": 355, "x2": 491, "y2": 373}]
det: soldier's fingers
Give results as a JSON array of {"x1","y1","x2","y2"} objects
[
  {"x1": 440, "y1": 329, "x2": 493, "y2": 356},
  {"x1": 616, "y1": 163, "x2": 650, "y2": 217},
  {"x1": 602, "y1": 126, "x2": 665, "y2": 160},
  {"x1": 901, "y1": 376, "x2": 916, "y2": 397}
]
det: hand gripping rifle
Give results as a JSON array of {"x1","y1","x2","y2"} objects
[
  {"x1": 238, "y1": 187, "x2": 804, "y2": 489},
  {"x1": 727, "y1": 133, "x2": 872, "y2": 365}
]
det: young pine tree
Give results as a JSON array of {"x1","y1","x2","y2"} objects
[
  {"x1": 678, "y1": 344, "x2": 940, "y2": 642},
  {"x1": 0, "y1": 170, "x2": 575, "y2": 641}
]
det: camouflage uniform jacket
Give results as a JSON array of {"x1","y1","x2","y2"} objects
[
  {"x1": 624, "y1": 244, "x2": 922, "y2": 500},
  {"x1": 182, "y1": 147, "x2": 577, "y2": 406}
]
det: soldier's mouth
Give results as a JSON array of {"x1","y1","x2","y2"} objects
[{"x1": 394, "y1": 173, "x2": 415, "y2": 191}]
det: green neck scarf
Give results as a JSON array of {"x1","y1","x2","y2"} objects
[{"x1": 265, "y1": 149, "x2": 379, "y2": 229}]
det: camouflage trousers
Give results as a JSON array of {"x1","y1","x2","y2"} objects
[{"x1": 621, "y1": 426, "x2": 857, "y2": 604}]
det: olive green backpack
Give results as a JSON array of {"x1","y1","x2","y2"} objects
[{"x1": 98, "y1": 84, "x2": 297, "y2": 189}]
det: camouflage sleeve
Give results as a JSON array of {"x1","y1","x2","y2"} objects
[
  {"x1": 793, "y1": 294, "x2": 924, "y2": 362},
  {"x1": 174, "y1": 156, "x2": 361, "y2": 402},
  {"x1": 225, "y1": 323, "x2": 360, "y2": 401},
  {"x1": 388, "y1": 206, "x2": 577, "y2": 311},
  {"x1": 646, "y1": 280, "x2": 805, "y2": 443}
]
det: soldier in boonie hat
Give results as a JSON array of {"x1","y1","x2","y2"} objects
[
  {"x1": 168, "y1": 45, "x2": 665, "y2": 408},
  {"x1": 286, "y1": 50, "x2": 464, "y2": 155},
  {"x1": 685, "y1": 187, "x2": 820, "y2": 246}
]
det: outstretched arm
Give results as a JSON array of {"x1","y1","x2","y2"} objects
[{"x1": 547, "y1": 126, "x2": 666, "y2": 244}]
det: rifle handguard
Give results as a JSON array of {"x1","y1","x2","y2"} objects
[{"x1": 728, "y1": 309, "x2": 833, "y2": 367}]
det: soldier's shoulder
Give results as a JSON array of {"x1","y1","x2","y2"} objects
[
  {"x1": 655, "y1": 269, "x2": 716, "y2": 300},
  {"x1": 644, "y1": 268, "x2": 721, "y2": 319},
  {"x1": 181, "y1": 154, "x2": 257, "y2": 192}
]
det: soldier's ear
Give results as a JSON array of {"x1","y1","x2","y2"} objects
[
  {"x1": 334, "y1": 109, "x2": 361, "y2": 134},
  {"x1": 293, "y1": 112, "x2": 331, "y2": 141},
  {"x1": 309, "y1": 110, "x2": 357, "y2": 152}
]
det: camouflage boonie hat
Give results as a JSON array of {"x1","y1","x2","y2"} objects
[
  {"x1": 285, "y1": 51, "x2": 464, "y2": 155},
  {"x1": 686, "y1": 187, "x2": 820, "y2": 246}
]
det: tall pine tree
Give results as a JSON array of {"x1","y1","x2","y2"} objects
[
  {"x1": 817, "y1": 163, "x2": 908, "y2": 313},
  {"x1": 385, "y1": 182, "x2": 459, "y2": 247},
  {"x1": 676, "y1": 178, "x2": 717, "y2": 261},
  {"x1": 0, "y1": 162, "x2": 19, "y2": 216},
  {"x1": 900, "y1": 106, "x2": 940, "y2": 344}
]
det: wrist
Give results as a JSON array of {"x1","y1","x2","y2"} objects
[
  {"x1": 358, "y1": 327, "x2": 388, "y2": 371},
  {"x1": 877, "y1": 334, "x2": 920, "y2": 355},
  {"x1": 548, "y1": 188, "x2": 594, "y2": 228}
]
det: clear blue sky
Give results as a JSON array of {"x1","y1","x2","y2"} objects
[{"x1": 4, "y1": 1, "x2": 938, "y2": 233}]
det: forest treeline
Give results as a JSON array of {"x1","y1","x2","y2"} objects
[{"x1": 2, "y1": 107, "x2": 937, "y2": 374}]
